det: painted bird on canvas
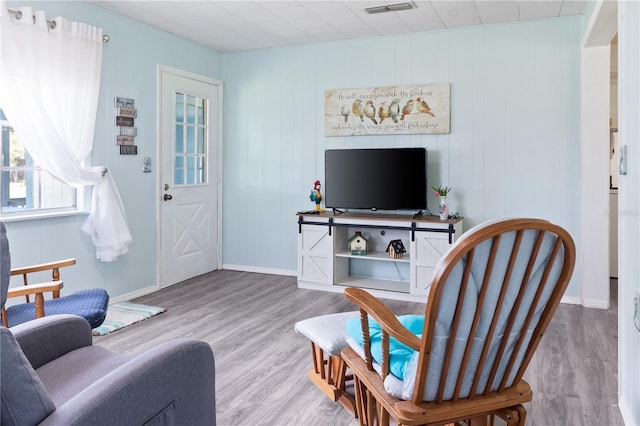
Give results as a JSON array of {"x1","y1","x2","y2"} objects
[
  {"x1": 341, "y1": 105, "x2": 350, "y2": 122},
  {"x1": 378, "y1": 101, "x2": 389, "y2": 124},
  {"x1": 401, "y1": 99, "x2": 415, "y2": 121},
  {"x1": 352, "y1": 100, "x2": 365, "y2": 122},
  {"x1": 364, "y1": 101, "x2": 378, "y2": 125},
  {"x1": 309, "y1": 180, "x2": 325, "y2": 212},
  {"x1": 416, "y1": 97, "x2": 436, "y2": 117},
  {"x1": 389, "y1": 99, "x2": 400, "y2": 123}
]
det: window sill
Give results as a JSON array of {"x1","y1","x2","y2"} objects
[{"x1": 0, "y1": 210, "x2": 89, "y2": 222}]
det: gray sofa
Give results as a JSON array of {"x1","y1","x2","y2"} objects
[{"x1": 1, "y1": 223, "x2": 216, "y2": 425}]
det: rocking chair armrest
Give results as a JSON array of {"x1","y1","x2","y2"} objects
[
  {"x1": 6, "y1": 281, "x2": 64, "y2": 299},
  {"x1": 10, "y1": 258, "x2": 76, "y2": 276},
  {"x1": 344, "y1": 287, "x2": 421, "y2": 350}
]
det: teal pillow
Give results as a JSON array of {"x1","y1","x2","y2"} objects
[
  {"x1": 346, "y1": 315, "x2": 424, "y2": 380},
  {"x1": 1, "y1": 327, "x2": 56, "y2": 425}
]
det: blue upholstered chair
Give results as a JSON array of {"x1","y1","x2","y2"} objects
[
  {"x1": 341, "y1": 218, "x2": 576, "y2": 426},
  {"x1": 0, "y1": 222, "x2": 109, "y2": 329}
]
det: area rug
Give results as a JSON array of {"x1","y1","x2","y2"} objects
[{"x1": 92, "y1": 302, "x2": 166, "y2": 336}]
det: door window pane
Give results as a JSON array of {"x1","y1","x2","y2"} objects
[
  {"x1": 175, "y1": 94, "x2": 184, "y2": 123},
  {"x1": 173, "y1": 93, "x2": 207, "y2": 186},
  {"x1": 186, "y1": 126, "x2": 195, "y2": 154},
  {"x1": 186, "y1": 95, "x2": 196, "y2": 124},
  {"x1": 197, "y1": 128, "x2": 205, "y2": 154},
  {"x1": 186, "y1": 156, "x2": 195, "y2": 184},
  {"x1": 174, "y1": 155, "x2": 184, "y2": 185},
  {"x1": 175, "y1": 125, "x2": 184, "y2": 153},
  {"x1": 197, "y1": 99, "x2": 205, "y2": 124}
]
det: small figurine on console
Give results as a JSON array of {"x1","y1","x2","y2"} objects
[{"x1": 309, "y1": 180, "x2": 325, "y2": 213}]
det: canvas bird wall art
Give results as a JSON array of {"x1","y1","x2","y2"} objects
[{"x1": 324, "y1": 84, "x2": 450, "y2": 136}]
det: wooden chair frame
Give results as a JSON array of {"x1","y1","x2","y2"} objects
[
  {"x1": 307, "y1": 341, "x2": 357, "y2": 416},
  {"x1": 1, "y1": 258, "x2": 76, "y2": 327},
  {"x1": 341, "y1": 219, "x2": 576, "y2": 426}
]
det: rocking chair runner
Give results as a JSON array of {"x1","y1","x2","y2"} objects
[{"x1": 341, "y1": 218, "x2": 576, "y2": 426}]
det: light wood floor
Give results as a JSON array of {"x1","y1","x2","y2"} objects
[{"x1": 94, "y1": 271, "x2": 624, "y2": 426}]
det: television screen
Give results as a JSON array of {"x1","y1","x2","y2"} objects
[{"x1": 324, "y1": 148, "x2": 427, "y2": 211}]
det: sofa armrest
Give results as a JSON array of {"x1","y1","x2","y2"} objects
[
  {"x1": 11, "y1": 314, "x2": 92, "y2": 369},
  {"x1": 40, "y1": 338, "x2": 216, "y2": 426}
]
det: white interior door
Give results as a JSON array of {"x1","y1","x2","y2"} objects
[{"x1": 159, "y1": 67, "x2": 222, "y2": 287}]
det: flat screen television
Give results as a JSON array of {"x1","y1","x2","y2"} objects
[{"x1": 324, "y1": 148, "x2": 427, "y2": 211}]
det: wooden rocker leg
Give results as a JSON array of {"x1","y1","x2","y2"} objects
[
  {"x1": 495, "y1": 405, "x2": 527, "y2": 426},
  {"x1": 307, "y1": 341, "x2": 357, "y2": 417},
  {"x1": 352, "y1": 376, "x2": 390, "y2": 426}
]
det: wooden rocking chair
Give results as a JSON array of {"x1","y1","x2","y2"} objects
[{"x1": 341, "y1": 218, "x2": 576, "y2": 426}]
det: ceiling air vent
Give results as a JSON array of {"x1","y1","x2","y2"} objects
[{"x1": 365, "y1": 2, "x2": 415, "y2": 14}]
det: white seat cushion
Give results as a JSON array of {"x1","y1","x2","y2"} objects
[{"x1": 295, "y1": 311, "x2": 359, "y2": 356}]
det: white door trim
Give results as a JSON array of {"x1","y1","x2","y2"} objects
[{"x1": 156, "y1": 64, "x2": 224, "y2": 289}]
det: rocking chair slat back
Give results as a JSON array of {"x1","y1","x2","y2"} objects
[
  {"x1": 341, "y1": 218, "x2": 575, "y2": 426},
  {"x1": 413, "y1": 219, "x2": 575, "y2": 404}
]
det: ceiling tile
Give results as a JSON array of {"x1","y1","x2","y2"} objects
[
  {"x1": 560, "y1": 0, "x2": 586, "y2": 16},
  {"x1": 519, "y1": 0, "x2": 563, "y2": 21},
  {"x1": 475, "y1": 0, "x2": 520, "y2": 25},
  {"x1": 86, "y1": 0, "x2": 586, "y2": 52},
  {"x1": 430, "y1": 0, "x2": 483, "y2": 29},
  {"x1": 396, "y1": 3, "x2": 446, "y2": 32}
]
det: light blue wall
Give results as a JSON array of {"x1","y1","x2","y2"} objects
[
  {"x1": 222, "y1": 17, "x2": 583, "y2": 298},
  {"x1": 2, "y1": 3, "x2": 584, "y2": 302},
  {"x1": 3, "y1": 1, "x2": 223, "y2": 298}
]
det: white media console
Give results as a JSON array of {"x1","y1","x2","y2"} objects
[{"x1": 296, "y1": 211, "x2": 464, "y2": 303}]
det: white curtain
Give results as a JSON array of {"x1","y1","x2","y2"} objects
[{"x1": 0, "y1": 3, "x2": 132, "y2": 261}]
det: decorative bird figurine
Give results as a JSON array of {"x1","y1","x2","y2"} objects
[
  {"x1": 378, "y1": 101, "x2": 389, "y2": 124},
  {"x1": 416, "y1": 97, "x2": 435, "y2": 117},
  {"x1": 401, "y1": 99, "x2": 415, "y2": 121},
  {"x1": 341, "y1": 105, "x2": 350, "y2": 123},
  {"x1": 309, "y1": 180, "x2": 325, "y2": 212},
  {"x1": 389, "y1": 99, "x2": 400, "y2": 123},
  {"x1": 364, "y1": 101, "x2": 378, "y2": 125},
  {"x1": 352, "y1": 100, "x2": 365, "y2": 122}
]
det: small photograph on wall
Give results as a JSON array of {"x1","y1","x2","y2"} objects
[{"x1": 324, "y1": 83, "x2": 450, "y2": 136}]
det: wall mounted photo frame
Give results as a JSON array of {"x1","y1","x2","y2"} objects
[{"x1": 324, "y1": 83, "x2": 450, "y2": 136}]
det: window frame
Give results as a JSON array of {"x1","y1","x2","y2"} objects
[{"x1": 0, "y1": 111, "x2": 87, "y2": 221}]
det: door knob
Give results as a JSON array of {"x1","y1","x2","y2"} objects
[{"x1": 163, "y1": 194, "x2": 173, "y2": 201}]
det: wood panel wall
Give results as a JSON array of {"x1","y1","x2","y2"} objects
[{"x1": 222, "y1": 17, "x2": 583, "y2": 299}]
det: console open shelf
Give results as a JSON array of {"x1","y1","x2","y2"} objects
[
  {"x1": 334, "y1": 276, "x2": 411, "y2": 294},
  {"x1": 334, "y1": 251, "x2": 411, "y2": 263},
  {"x1": 296, "y1": 211, "x2": 463, "y2": 302}
]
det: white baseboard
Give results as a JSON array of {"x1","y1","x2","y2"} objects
[
  {"x1": 560, "y1": 295, "x2": 610, "y2": 309},
  {"x1": 582, "y1": 298, "x2": 610, "y2": 309},
  {"x1": 222, "y1": 264, "x2": 297, "y2": 277},
  {"x1": 560, "y1": 295, "x2": 583, "y2": 305},
  {"x1": 108, "y1": 285, "x2": 159, "y2": 304}
]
